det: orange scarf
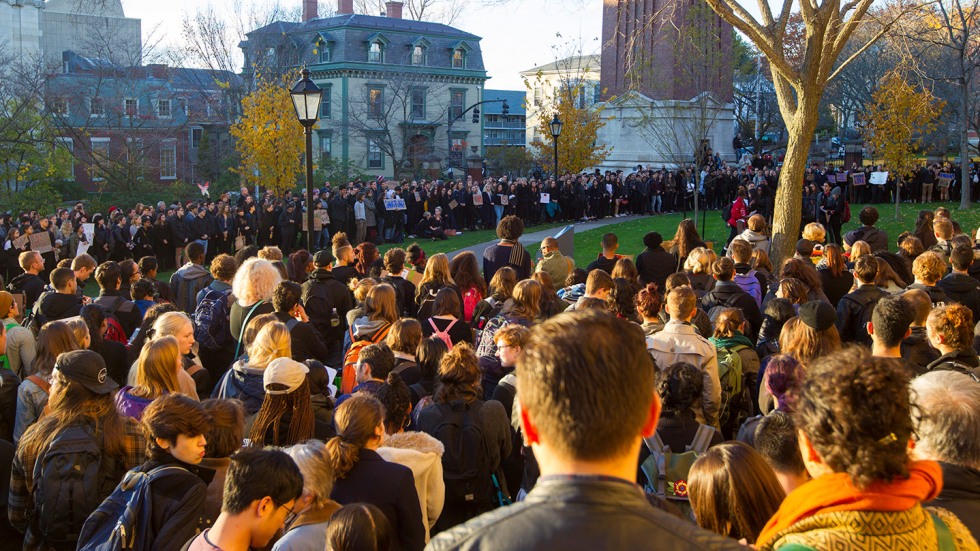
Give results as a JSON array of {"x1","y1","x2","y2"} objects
[{"x1": 756, "y1": 460, "x2": 943, "y2": 548}]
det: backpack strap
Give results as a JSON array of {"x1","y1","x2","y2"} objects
[
  {"x1": 929, "y1": 511, "x2": 955, "y2": 551},
  {"x1": 689, "y1": 424, "x2": 716, "y2": 454},
  {"x1": 428, "y1": 318, "x2": 440, "y2": 333},
  {"x1": 371, "y1": 324, "x2": 391, "y2": 343},
  {"x1": 26, "y1": 375, "x2": 50, "y2": 394},
  {"x1": 443, "y1": 318, "x2": 458, "y2": 332},
  {"x1": 234, "y1": 300, "x2": 266, "y2": 360},
  {"x1": 641, "y1": 432, "x2": 668, "y2": 496}
]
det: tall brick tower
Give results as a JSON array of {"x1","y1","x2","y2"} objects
[{"x1": 600, "y1": 0, "x2": 733, "y2": 102}]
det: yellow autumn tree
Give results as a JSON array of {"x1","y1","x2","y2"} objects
[
  {"x1": 231, "y1": 72, "x2": 305, "y2": 193},
  {"x1": 526, "y1": 76, "x2": 611, "y2": 175},
  {"x1": 864, "y1": 69, "x2": 945, "y2": 217}
]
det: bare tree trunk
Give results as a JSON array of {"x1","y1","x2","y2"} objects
[
  {"x1": 771, "y1": 103, "x2": 821, "y2": 267},
  {"x1": 961, "y1": 77, "x2": 972, "y2": 209}
]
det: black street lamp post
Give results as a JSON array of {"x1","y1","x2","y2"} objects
[
  {"x1": 550, "y1": 114, "x2": 563, "y2": 178},
  {"x1": 289, "y1": 68, "x2": 322, "y2": 251}
]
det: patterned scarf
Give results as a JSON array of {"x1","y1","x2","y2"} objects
[
  {"x1": 501, "y1": 239, "x2": 529, "y2": 269},
  {"x1": 757, "y1": 460, "x2": 943, "y2": 548}
]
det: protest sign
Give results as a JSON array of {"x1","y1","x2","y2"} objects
[
  {"x1": 870, "y1": 172, "x2": 889, "y2": 185},
  {"x1": 852, "y1": 173, "x2": 866, "y2": 186},
  {"x1": 29, "y1": 231, "x2": 53, "y2": 254},
  {"x1": 540, "y1": 193, "x2": 550, "y2": 204},
  {"x1": 472, "y1": 193, "x2": 483, "y2": 206}
]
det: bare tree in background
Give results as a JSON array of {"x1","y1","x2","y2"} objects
[{"x1": 700, "y1": 0, "x2": 921, "y2": 264}]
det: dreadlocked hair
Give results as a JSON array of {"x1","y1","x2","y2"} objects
[{"x1": 247, "y1": 379, "x2": 315, "y2": 447}]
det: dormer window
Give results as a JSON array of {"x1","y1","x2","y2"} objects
[
  {"x1": 369, "y1": 42, "x2": 384, "y2": 63},
  {"x1": 319, "y1": 47, "x2": 331, "y2": 63},
  {"x1": 452, "y1": 48, "x2": 465, "y2": 68},
  {"x1": 412, "y1": 45, "x2": 426, "y2": 66}
]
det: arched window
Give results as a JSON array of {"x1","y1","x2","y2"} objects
[
  {"x1": 369, "y1": 42, "x2": 384, "y2": 63},
  {"x1": 412, "y1": 45, "x2": 426, "y2": 66},
  {"x1": 452, "y1": 48, "x2": 465, "y2": 68}
]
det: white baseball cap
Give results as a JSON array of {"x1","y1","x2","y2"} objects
[{"x1": 263, "y1": 358, "x2": 309, "y2": 395}]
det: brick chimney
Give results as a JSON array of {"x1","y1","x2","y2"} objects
[
  {"x1": 385, "y1": 1, "x2": 403, "y2": 18},
  {"x1": 337, "y1": 0, "x2": 354, "y2": 15},
  {"x1": 303, "y1": 0, "x2": 317, "y2": 21}
]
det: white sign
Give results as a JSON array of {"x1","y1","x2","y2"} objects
[
  {"x1": 76, "y1": 223, "x2": 95, "y2": 257},
  {"x1": 870, "y1": 171, "x2": 889, "y2": 185}
]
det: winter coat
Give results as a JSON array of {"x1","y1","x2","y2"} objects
[
  {"x1": 36, "y1": 291, "x2": 83, "y2": 322},
  {"x1": 330, "y1": 448, "x2": 425, "y2": 551},
  {"x1": 938, "y1": 273, "x2": 980, "y2": 322},
  {"x1": 272, "y1": 499, "x2": 343, "y2": 551},
  {"x1": 906, "y1": 283, "x2": 951, "y2": 306},
  {"x1": 211, "y1": 361, "x2": 267, "y2": 415},
  {"x1": 170, "y1": 262, "x2": 214, "y2": 315},
  {"x1": 835, "y1": 284, "x2": 887, "y2": 345},
  {"x1": 844, "y1": 225, "x2": 889, "y2": 253},
  {"x1": 699, "y1": 281, "x2": 763, "y2": 341},
  {"x1": 647, "y1": 320, "x2": 721, "y2": 428},
  {"x1": 635, "y1": 246, "x2": 680, "y2": 289},
  {"x1": 7, "y1": 273, "x2": 45, "y2": 313},
  {"x1": 365, "y1": 198, "x2": 378, "y2": 227},
  {"x1": 927, "y1": 462, "x2": 980, "y2": 542},
  {"x1": 301, "y1": 268, "x2": 354, "y2": 348},
  {"x1": 378, "y1": 431, "x2": 446, "y2": 542}
]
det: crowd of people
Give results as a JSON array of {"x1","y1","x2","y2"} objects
[{"x1": 0, "y1": 176, "x2": 976, "y2": 550}]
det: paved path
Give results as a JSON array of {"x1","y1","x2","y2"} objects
[{"x1": 446, "y1": 214, "x2": 651, "y2": 260}]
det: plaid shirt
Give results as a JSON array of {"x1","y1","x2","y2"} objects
[{"x1": 9, "y1": 417, "x2": 146, "y2": 551}]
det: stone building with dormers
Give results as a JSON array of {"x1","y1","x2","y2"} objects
[{"x1": 240, "y1": 0, "x2": 489, "y2": 180}]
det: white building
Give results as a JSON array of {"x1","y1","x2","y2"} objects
[{"x1": 519, "y1": 55, "x2": 601, "y2": 147}]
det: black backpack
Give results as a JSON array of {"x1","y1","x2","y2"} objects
[
  {"x1": 77, "y1": 464, "x2": 188, "y2": 551},
  {"x1": 721, "y1": 202, "x2": 733, "y2": 223},
  {"x1": 430, "y1": 400, "x2": 494, "y2": 516},
  {"x1": 193, "y1": 288, "x2": 233, "y2": 351},
  {"x1": 31, "y1": 423, "x2": 119, "y2": 548},
  {"x1": 841, "y1": 292, "x2": 881, "y2": 345}
]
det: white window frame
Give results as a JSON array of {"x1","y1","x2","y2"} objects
[
  {"x1": 319, "y1": 47, "x2": 331, "y2": 63},
  {"x1": 51, "y1": 98, "x2": 69, "y2": 116},
  {"x1": 160, "y1": 139, "x2": 177, "y2": 180},
  {"x1": 367, "y1": 138, "x2": 383, "y2": 169},
  {"x1": 452, "y1": 48, "x2": 465, "y2": 68},
  {"x1": 90, "y1": 137, "x2": 110, "y2": 181},
  {"x1": 90, "y1": 97, "x2": 105, "y2": 118},
  {"x1": 412, "y1": 45, "x2": 426, "y2": 66},
  {"x1": 369, "y1": 42, "x2": 384, "y2": 63},
  {"x1": 157, "y1": 99, "x2": 172, "y2": 118},
  {"x1": 123, "y1": 98, "x2": 138, "y2": 115}
]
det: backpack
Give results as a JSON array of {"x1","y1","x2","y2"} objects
[
  {"x1": 842, "y1": 200, "x2": 851, "y2": 223},
  {"x1": 96, "y1": 296, "x2": 130, "y2": 344},
  {"x1": 841, "y1": 292, "x2": 881, "y2": 345},
  {"x1": 341, "y1": 324, "x2": 391, "y2": 395},
  {"x1": 721, "y1": 202, "x2": 732, "y2": 224},
  {"x1": 430, "y1": 400, "x2": 496, "y2": 516},
  {"x1": 20, "y1": 291, "x2": 46, "y2": 338},
  {"x1": 717, "y1": 345, "x2": 754, "y2": 432},
  {"x1": 193, "y1": 288, "x2": 233, "y2": 351},
  {"x1": 732, "y1": 269, "x2": 763, "y2": 307},
  {"x1": 77, "y1": 464, "x2": 188, "y2": 551},
  {"x1": 31, "y1": 423, "x2": 119, "y2": 547},
  {"x1": 429, "y1": 318, "x2": 458, "y2": 350},
  {"x1": 462, "y1": 288, "x2": 480, "y2": 323},
  {"x1": 640, "y1": 425, "x2": 715, "y2": 510}
]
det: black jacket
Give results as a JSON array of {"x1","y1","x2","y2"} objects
[
  {"x1": 36, "y1": 291, "x2": 83, "y2": 322},
  {"x1": 585, "y1": 254, "x2": 620, "y2": 275},
  {"x1": 330, "y1": 449, "x2": 424, "y2": 551},
  {"x1": 94, "y1": 290, "x2": 142, "y2": 340},
  {"x1": 635, "y1": 247, "x2": 678, "y2": 290},
  {"x1": 926, "y1": 349, "x2": 980, "y2": 379},
  {"x1": 129, "y1": 455, "x2": 213, "y2": 550},
  {"x1": 699, "y1": 281, "x2": 762, "y2": 341},
  {"x1": 904, "y1": 326, "x2": 940, "y2": 373},
  {"x1": 382, "y1": 275, "x2": 417, "y2": 318},
  {"x1": 844, "y1": 225, "x2": 889, "y2": 253},
  {"x1": 938, "y1": 273, "x2": 980, "y2": 322},
  {"x1": 273, "y1": 312, "x2": 331, "y2": 364},
  {"x1": 835, "y1": 284, "x2": 887, "y2": 345},
  {"x1": 906, "y1": 282, "x2": 950, "y2": 306},
  {"x1": 818, "y1": 268, "x2": 854, "y2": 307},
  {"x1": 427, "y1": 477, "x2": 747, "y2": 551},
  {"x1": 301, "y1": 269, "x2": 353, "y2": 348},
  {"x1": 7, "y1": 273, "x2": 45, "y2": 313},
  {"x1": 928, "y1": 462, "x2": 980, "y2": 542}
]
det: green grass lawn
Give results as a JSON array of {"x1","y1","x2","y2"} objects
[
  {"x1": 376, "y1": 221, "x2": 568, "y2": 258},
  {"x1": 569, "y1": 202, "x2": 980, "y2": 267}
]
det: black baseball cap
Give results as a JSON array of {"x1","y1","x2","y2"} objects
[
  {"x1": 55, "y1": 350, "x2": 118, "y2": 394},
  {"x1": 313, "y1": 250, "x2": 336, "y2": 267}
]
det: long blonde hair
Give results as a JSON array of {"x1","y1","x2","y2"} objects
[
  {"x1": 417, "y1": 253, "x2": 455, "y2": 298},
  {"x1": 131, "y1": 336, "x2": 182, "y2": 399},
  {"x1": 247, "y1": 322, "x2": 291, "y2": 368}
]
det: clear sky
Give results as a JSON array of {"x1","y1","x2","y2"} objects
[{"x1": 121, "y1": 0, "x2": 603, "y2": 90}]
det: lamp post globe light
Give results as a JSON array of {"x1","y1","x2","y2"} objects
[
  {"x1": 550, "y1": 114, "x2": 562, "y2": 179},
  {"x1": 290, "y1": 68, "x2": 322, "y2": 251}
]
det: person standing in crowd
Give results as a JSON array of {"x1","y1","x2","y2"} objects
[
  {"x1": 756, "y1": 348, "x2": 976, "y2": 550},
  {"x1": 634, "y1": 231, "x2": 677, "y2": 290},
  {"x1": 327, "y1": 393, "x2": 425, "y2": 551},
  {"x1": 836, "y1": 256, "x2": 886, "y2": 345},
  {"x1": 10, "y1": 350, "x2": 144, "y2": 550},
  {"x1": 648, "y1": 285, "x2": 721, "y2": 428},
  {"x1": 35, "y1": 267, "x2": 85, "y2": 324},
  {"x1": 8, "y1": 251, "x2": 45, "y2": 314},
  {"x1": 482, "y1": 216, "x2": 531, "y2": 283},
  {"x1": 382, "y1": 248, "x2": 418, "y2": 318},
  {"x1": 911, "y1": 371, "x2": 980, "y2": 541},
  {"x1": 229, "y1": 258, "x2": 281, "y2": 354},
  {"x1": 171, "y1": 241, "x2": 214, "y2": 315},
  {"x1": 429, "y1": 310, "x2": 745, "y2": 550},
  {"x1": 186, "y1": 447, "x2": 303, "y2": 551},
  {"x1": 92, "y1": 261, "x2": 142, "y2": 340}
]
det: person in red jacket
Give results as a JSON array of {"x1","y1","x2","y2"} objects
[{"x1": 727, "y1": 186, "x2": 750, "y2": 246}]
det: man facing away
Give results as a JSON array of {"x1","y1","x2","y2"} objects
[{"x1": 428, "y1": 310, "x2": 744, "y2": 551}]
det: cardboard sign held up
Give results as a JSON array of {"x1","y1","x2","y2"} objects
[
  {"x1": 29, "y1": 231, "x2": 53, "y2": 254},
  {"x1": 499, "y1": 195, "x2": 509, "y2": 206},
  {"x1": 540, "y1": 193, "x2": 551, "y2": 204},
  {"x1": 938, "y1": 173, "x2": 955, "y2": 188},
  {"x1": 449, "y1": 200, "x2": 459, "y2": 210},
  {"x1": 472, "y1": 193, "x2": 484, "y2": 206},
  {"x1": 869, "y1": 171, "x2": 889, "y2": 185},
  {"x1": 852, "y1": 173, "x2": 866, "y2": 186},
  {"x1": 384, "y1": 199, "x2": 407, "y2": 211}
]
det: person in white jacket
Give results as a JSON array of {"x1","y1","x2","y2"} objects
[
  {"x1": 737, "y1": 214, "x2": 771, "y2": 255},
  {"x1": 376, "y1": 371, "x2": 445, "y2": 541}
]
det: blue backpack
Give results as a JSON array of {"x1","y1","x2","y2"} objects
[
  {"x1": 193, "y1": 288, "x2": 232, "y2": 351},
  {"x1": 77, "y1": 464, "x2": 187, "y2": 550}
]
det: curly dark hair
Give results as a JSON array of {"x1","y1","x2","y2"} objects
[
  {"x1": 793, "y1": 347, "x2": 913, "y2": 490},
  {"x1": 496, "y1": 215, "x2": 524, "y2": 241},
  {"x1": 658, "y1": 362, "x2": 704, "y2": 416},
  {"x1": 608, "y1": 278, "x2": 639, "y2": 322}
]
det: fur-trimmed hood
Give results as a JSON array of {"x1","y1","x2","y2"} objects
[{"x1": 381, "y1": 430, "x2": 445, "y2": 456}]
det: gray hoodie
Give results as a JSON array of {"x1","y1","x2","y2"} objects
[{"x1": 170, "y1": 262, "x2": 213, "y2": 314}]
